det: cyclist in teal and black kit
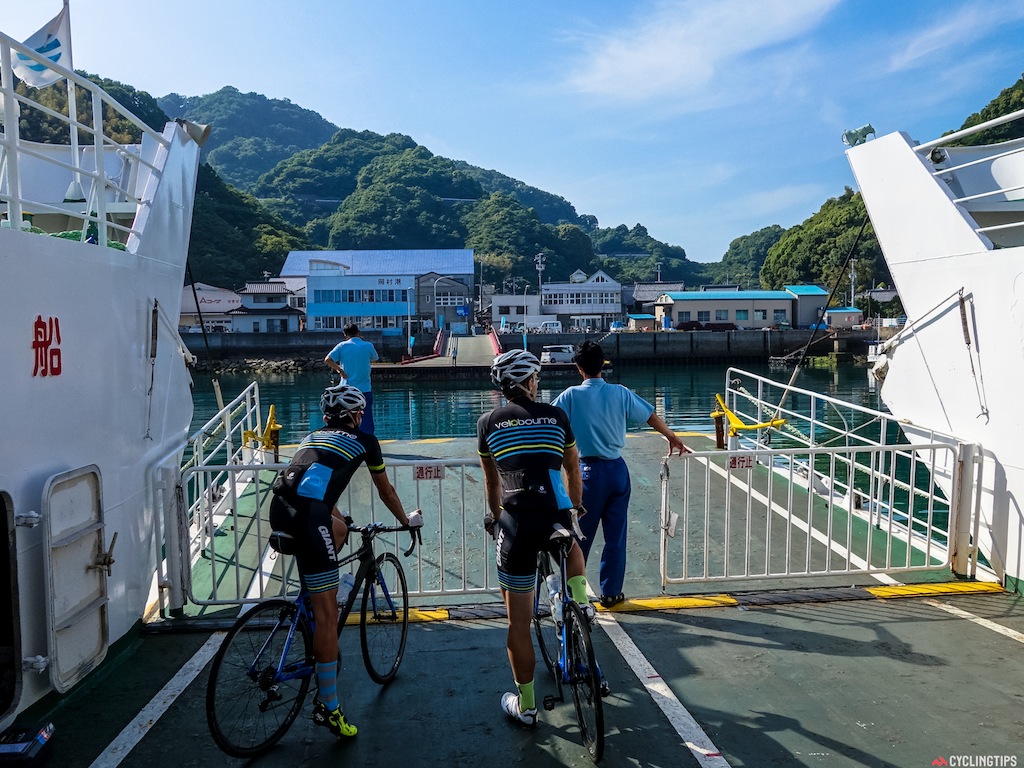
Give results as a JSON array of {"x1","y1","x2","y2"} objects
[
  {"x1": 270, "y1": 384, "x2": 422, "y2": 740},
  {"x1": 477, "y1": 349, "x2": 594, "y2": 727}
]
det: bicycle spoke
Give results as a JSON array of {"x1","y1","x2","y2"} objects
[
  {"x1": 360, "y1": 552, "x2": 409, "y2": 684},
  {"x1": 565, "y1": 602, "x2": 605, "y2": 763},
  {"x1": 206, "y1": 601, "x2": 313, "y2": 758}
]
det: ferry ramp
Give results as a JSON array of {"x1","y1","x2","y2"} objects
[{"x1": 16, "y1": 430, "x2": 1024, "y2": 767}]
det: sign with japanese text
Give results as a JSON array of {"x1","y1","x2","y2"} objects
[
  {"x1": 32, "y1": 315, "x2": 62, "y2": 376},
  {"x1": 414, "y1": 465, "x2": 445, "y2": 481}
]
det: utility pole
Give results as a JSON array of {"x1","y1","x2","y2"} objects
[
  {"x1": 534, "y1": 252, "x2": 546, "y2": 302},
  {"x1": 850, "y1": 260, "x2": 856, "y2": 307}
]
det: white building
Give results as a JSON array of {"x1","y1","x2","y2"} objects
[
  {"x1": 179, "y1": 282, "x2": 240, "y2": 332},
  {"x1": 227, "y1": 280, "x2": 304, "y2": 333},
  {"x1": 491, "y1": 269, "x2": 623, "y2": 332}
]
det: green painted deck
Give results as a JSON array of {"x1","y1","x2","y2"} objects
[{"x1": 14, "y1": 432, "x2": 1024, "y2": 767}]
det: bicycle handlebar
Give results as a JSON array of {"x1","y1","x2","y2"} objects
[{"x1": 346, "y1": 520, "x2": 422, "y2": 558}]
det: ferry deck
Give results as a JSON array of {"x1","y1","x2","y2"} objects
[{"x1": 12, "y1": 425, "x2": 1024, "y2": 768}]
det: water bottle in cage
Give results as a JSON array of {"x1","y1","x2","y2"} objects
[
  {"x1": 338, "y1": 572, "x2": 356, "y2": 605},
  {"x1": 546, "y1": 573, "x2": 562, "y2": 624}
]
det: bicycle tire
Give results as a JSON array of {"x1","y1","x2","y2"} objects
[
  {"x1": 533, "y1": 551, "x2": 559, "y2": 681},
  {"x1": 360, "y1": 552, "x2": 409, "y2": 684},
  {"x1": 206, "y1": 599, "x2": 313, "y2": 758},
  {"x1": 565, "y1": 602, "x2": 605, "y2": 763}
]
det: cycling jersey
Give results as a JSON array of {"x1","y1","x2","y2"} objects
[
  {"x1": 476, "y1": 398, "x2": 576, "y2": 512},
  {"x1": 273, "y1": 427, "x2": 385, "y2": 507},
  {"x1": 270, "y1": 426, "x2": 386, "y2": 589}
]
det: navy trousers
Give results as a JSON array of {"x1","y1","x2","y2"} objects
[{"x1": 578, "y1": 456, "x2": 631, "y2": 598}]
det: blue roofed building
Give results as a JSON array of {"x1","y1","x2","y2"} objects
[
  {"x1": 281, "y1": 249, "x2": 475, "y2": 334},
  {"x1": 654, "y1": 285, "x2": 830, "y2": 330}
]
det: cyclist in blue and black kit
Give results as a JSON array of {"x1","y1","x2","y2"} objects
[
  {"x1": 477, "y1": 349, "x2": 594, "y2": 727},
  {"x1": 270, "y1": 384, "x2": 421, "y2": 740}
]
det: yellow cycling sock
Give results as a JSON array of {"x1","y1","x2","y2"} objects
[
  {"x1": 516, "y1": 679, "x2": 536, "y2": 710},
  {"x1": 568, "y1": 575, "x2": 588, "y2": 604}
]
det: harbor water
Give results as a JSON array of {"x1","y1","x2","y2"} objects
[{"x1": 190, "y1": 362, "x2": 882, "y2": 444}]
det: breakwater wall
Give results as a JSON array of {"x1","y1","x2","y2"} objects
[{"x1": 182, "y1": 328, "x2": 880, "y2": 374}]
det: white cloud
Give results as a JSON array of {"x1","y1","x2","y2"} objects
[
  {"x1": 563, "y1": 0, "x2": 840, "y2": 107},
  {"x1": 888, "y1": 0, "x2": 1024, "y2": 72}
]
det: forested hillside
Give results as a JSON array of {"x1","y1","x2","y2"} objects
[{"x1": 14, "y1": 67, "x2": 1024, "y2": 305}]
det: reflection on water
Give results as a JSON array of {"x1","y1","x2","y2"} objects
[{"x1": 191, "y1": 363, "x2": 882, "y2": 444}]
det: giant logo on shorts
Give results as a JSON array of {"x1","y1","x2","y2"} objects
[{"x1": 318, "y1": 525, "x2": 337, "y2": 561}]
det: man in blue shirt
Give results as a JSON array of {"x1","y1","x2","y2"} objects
[
  {"x1": 325, "y1": 324, "x2": 380, "y2": 434},
  {"x1": 552, "y1": 341, "x2": 690, "y2": 607}
]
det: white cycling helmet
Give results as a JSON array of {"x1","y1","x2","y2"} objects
[
  {"x1": 320, "y1": 384, "x2": 366, "y2": 418},
  {"x1": 490, "y1": 349, "x2": 541, "y2": 389}
]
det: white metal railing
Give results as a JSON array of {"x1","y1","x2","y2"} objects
[
  {"x1": 0, "y1": 30, "x2": 167, "y2": 245},
  {"x1": 659, "y1": 443, "x2": 964, "y2": 586},
  {"x1": 657, "y1": 368, "x2": 984, "y2": 586},
  {"x1": 179, "y1": 457, "x2": 496, "y2": 608},
  {"x1": 166, "y1": 383, "x2": 265, "y2": 609},
  {"x1": 913, "y1": 105, "x2": 1024, "y2": 241}
]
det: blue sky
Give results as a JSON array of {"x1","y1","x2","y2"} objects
[{"x1": 6, "y1": 1, "x2": 1024, "y2": 262}]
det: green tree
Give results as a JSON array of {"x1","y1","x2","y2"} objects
[
  {"x1": 760, "y1": 189, "x2": 884, "y2": 301},
  {"x1": 950, "y1": 73, "x2": 1024, "y2": 145},
  {"x1": 707, "y1": 225, "x2": 784, "y2": 287},
  {"x1": 187, "y1": 164, "x2": 312, "y2": 287},
  {"x1": 325, "y1": 149, "x2": 480, "y2": 249}
]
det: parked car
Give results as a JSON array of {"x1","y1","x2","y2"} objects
[
  {"x1": 609, "y1": 321, "x2": 626, "y2": 333},
  {"x1": 540, "y1": 344, "x2": 575, "y2": 364}
]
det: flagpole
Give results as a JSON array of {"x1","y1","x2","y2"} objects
[{"x1": 62, "y1": 0, "x2": 85, "y2": 203}]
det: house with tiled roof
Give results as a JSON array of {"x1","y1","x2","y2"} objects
[{"x1": 227, "y1": 280, "x2": 304, "y2": 333}]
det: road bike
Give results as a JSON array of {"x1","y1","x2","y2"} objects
[
  {"x1": 533, "y1": 524, "x2": 608, "y2": 763},
  {"x1": 206, "y1": 518, "x2": 420, "y2": 757}
]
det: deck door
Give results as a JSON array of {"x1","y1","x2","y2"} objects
[{"x1": 42, "y1": 466, "x2": 109, "y2": 692}]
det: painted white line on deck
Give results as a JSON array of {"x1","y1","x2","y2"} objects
[
  {"x1": 594, "y1": 611, "x2": 732, "y2": 768},
  {"x1": 923, "y1": 599, "x2": 1024, "y2": 644},
  {"x1": 88, "y1": 633, "x2": 224, "y2": 768}
]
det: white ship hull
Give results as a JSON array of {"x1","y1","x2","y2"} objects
[
  {"x1": 1, "y1": 30, "x2": 203, "y2": 724},
  {"x1": 848, "y1": 120, "x2": 1024, "y2": 590}
]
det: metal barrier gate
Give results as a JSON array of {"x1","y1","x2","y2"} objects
[{"x1": 657, "y1": 369, "x2": 985, "y2": 588}]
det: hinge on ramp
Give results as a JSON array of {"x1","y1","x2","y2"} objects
[{"x1": 22, "y1": 655, "x2": 48, "y2": 673}]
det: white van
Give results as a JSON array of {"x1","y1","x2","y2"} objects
[
  {"x1": 538, "y1": 320, "x2": 562, "y2": 333},
  {"x1": 540, "y1": 345, "x2": 575, "y2": 364}
]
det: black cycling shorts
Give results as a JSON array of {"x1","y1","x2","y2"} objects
[
  {"x1": 494, "y1": 504, "x2": 574, "y2": 593},
  {"x1": 269, "y1": 494, "x2": 340, "y2": 593}
]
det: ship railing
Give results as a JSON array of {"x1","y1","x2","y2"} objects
[
  {"x1": 0, "y1": 30, "x2": 168, "y2": 246},
  {"x1": 652, "y1": 367, "x2": 985, "y2": 586},
  {"x1": 658, "y1": 442, "x2": 972, "y2": 586},
  {"x1": 914, "y1": 105, "x2": 1024, "y2": 242},
  {"x1": 162, "y1": 382, "x2": 267, "y2": 612},
  {"x1": 177, "y1": 456, "x2": 496, "y2": 608}
]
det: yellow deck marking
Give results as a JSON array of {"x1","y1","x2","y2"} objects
[
  {"x1": 866, "y1": 581, "x2": 1004, "y2": 599},
  {"x1": 600, "y1": 595, "x2": 739, "y2": 611},
  {"x1": 412, "y1": 437, "x2": 457, "y2": 444}
]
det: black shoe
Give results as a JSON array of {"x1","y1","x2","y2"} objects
[{"x1": 600, "y1": 593, "x2": 625, "y2": 609}]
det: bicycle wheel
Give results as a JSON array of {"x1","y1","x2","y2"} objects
[
  {"x1": 360, "y1": 552, "x2": 409, "y2": 684},
  {"x1": 206, "y1": 599, "x2": 313, "y2": 758},
  {"x1": 565, "y1": 602, "x2": 605, "y2": 763},
  {"x1": 533, "y1": 551, "x2": 559, "y2": 680}
]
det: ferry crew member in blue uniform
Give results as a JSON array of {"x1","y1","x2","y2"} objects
[
  {"x1": 324, "y1": 324, "x2": 380, "y2": 434},
  {"x1": 553, "y1": 341, "x2": 689, "y2": 607},
  {"x1": 477, "y1": 349, "x2": 593, "y2": 727},
  {"x1": 270, "y1": 384, "x2": 422, "y2": 740}
]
